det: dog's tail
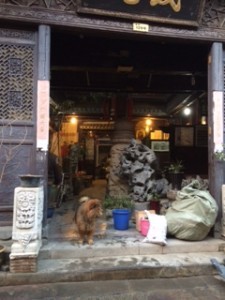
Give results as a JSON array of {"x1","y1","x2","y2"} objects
[
  {"x1": 79, "y1": 196, "x2": 90, "y2": 203},
  {"x1": 73, "y1": 196, "x2": 90, "y2": 223}
]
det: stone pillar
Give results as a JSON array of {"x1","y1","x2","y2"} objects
[
  {"x1": 10, "y1": 175, "x2": 44, "y2": 273},
  {"x1": 107, "y1": 120, "x2": 134, "y2": 196}
]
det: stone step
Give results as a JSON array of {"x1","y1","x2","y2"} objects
[
  {"x1": 1, "y1": 195, "x2": 225, "y2": 286},
  {"x1": 1, "y1": 235, "x2": 225, "y2": 286},
  {"x1": 39, "y1": 237, "x2": 225, "y2": 260},
  {"x1": 0, "y1": 251, "x2": 225, "y2": 287}
]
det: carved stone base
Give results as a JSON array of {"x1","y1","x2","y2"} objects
[
  {"x1": 10, "y1": 255, "x2": 37, "y2": 273},
  {"x1": 10, "y1": 181, "x2": 44, "y2": 273},
  {"x1": 10, "y1": 240, "x2": 42, "y2": 256}
]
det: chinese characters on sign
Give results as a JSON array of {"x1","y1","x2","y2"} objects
[
  {"x1": 124, "y1": 0, "x2": 181, "y2": 13},
  {"x1": 37, "y1": 80, "x2": 50, "y2": 151}
]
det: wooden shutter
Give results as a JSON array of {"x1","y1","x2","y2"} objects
[{"x1": 0, "y1": 28, "x2": 37, "y2": 225}]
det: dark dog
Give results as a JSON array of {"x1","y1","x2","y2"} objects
[{"x1": 74, "y1": 197, "x2": 103, "y2": 245}]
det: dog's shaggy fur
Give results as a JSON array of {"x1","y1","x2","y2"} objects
[{"x1": 74, "y1": 197, "x2": 103, "y2": 245}]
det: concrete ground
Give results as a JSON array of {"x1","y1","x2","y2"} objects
[
  {"x1": 0, "y1": 276, "x2": 225, "y2": 299},
  {"x1": 0, "y1": 179, "x2": 225, "y2": 288}
]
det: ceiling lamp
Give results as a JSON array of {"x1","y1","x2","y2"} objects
[
  {"x1": 183, "y1": 107, "x2": 191, "y2": 116},
  {"x1": 145, "y1": 118, "x2": 152, "y2": 134},
  {"x1": 70, "y1": 116, "x2": 77, "y2": 124},
  {"x1": 201, "y1": 116, "x2": 207, "y2": 125},
  {"x1": 146, "y1": 118, "x2": 152, "y2": 126}
]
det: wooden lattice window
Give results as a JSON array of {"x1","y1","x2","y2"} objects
[{"x1": 0, "y1": 44, "x2": 34, "y2": 121}]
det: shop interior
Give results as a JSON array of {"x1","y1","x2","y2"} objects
[{"x1": 48, "y1": 29, "x2": 210, "y2": 202}]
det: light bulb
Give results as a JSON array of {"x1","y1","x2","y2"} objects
[
  {"x1": 70, "y1": 116, "x2": 77, "y2": 124},
  {"x1": 183, "y1": 107, "x2": 191, "y2": 116},
  {"x1": 146, "y1": 119, "x2": 152, "y2": 126}
]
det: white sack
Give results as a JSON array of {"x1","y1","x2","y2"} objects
[{"x1": 143, "y1": 210, "x2": 167, "y2": 246}]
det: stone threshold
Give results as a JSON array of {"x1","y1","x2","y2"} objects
[{"x1": 0, "y1": 251, "x2": 225, "y2": 286}]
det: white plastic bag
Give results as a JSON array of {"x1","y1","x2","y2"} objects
[{"x1": 143, "y1": 210, "x2": 167, "y2": 246}]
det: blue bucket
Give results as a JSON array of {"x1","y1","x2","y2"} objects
[
  {"x1": 47, "y1": 207, "x2": 55, "y2": 218},
  {"x1": 112, "y1": 209, "x2": 130, "y2": 230}
]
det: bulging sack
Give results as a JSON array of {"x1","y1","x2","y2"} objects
[{"x1": 165, "y1": 180, "x2": 218, "y2": 241}]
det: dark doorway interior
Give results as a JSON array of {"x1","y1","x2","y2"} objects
[{"x1": 49, "y1": 29, "x2": 209, "y2": 180}]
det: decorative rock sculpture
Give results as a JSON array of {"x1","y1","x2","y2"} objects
[
  {"x1": 120, "y1": 139, "x2": 157, "y2": 202},
  {"x1": 107, "y1": 120, "x2": 169, "y2": 204}
]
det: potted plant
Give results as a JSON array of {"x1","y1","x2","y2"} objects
[
  {"x1": 103, "y1": 195, "x2": 135, "y2": 211},
  {"x1": 103, "y1": 195, "x2": 135, "y2": 230},
  {"x1": 148, "y1": 192, "x2": 161, "y2": 214},
  {"x1": 214, "y1": 144, "x2": 225, "y2": 161},
  {"x1": 167, "y1": 160, "x2": 184, "y2": 190},
  {"x1": 168, "y1": 160, "x2": 183, "y2": 173},
  {"x1": 213, "y1": 145, "x2": 225, "y2": 206}
]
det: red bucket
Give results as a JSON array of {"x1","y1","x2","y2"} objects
[{"x1": 140, "y1": 219, "x2": 150, "y2": 236}]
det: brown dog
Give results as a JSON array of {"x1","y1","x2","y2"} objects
[{"x1": 74, "y1": 197, "x2": 103, "y2": 245}]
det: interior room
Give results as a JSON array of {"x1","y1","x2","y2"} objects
[{"x1": 48, "y1": 29, "x2": 209, "y2": 201}]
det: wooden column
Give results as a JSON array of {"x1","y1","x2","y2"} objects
[
  {"x1": 36, "y1": 25, "x2": 51, "y2": 228},
  {"x1": 208, "y1": 42, "x2": 224, "y2": 224}
]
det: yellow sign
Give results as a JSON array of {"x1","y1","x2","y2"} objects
[{"x1": 133, "y1": 23, "x2": 149, "y2": 32}]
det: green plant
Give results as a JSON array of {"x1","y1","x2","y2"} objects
[
  {"x1": 103, "y1": 195, "x2": 135, "y2": 210},
  {"x1": 167, "y1": 160, "x2": 183, "y2": 173},
  {"x1": 214, "y1": 145, "x2": 225, "y2": 161},
  {"x1": 148, "y1": 192, "x2": 161, "y2": 202}
]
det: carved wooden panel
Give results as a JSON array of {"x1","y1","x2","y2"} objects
[
  {"x1": 0, "y1": 28, "x2": 37, "y2": 225},
  {"x1": 0, "y1": 43, "x2": 34, "y2": 121},
  {"x1": 202, "y1": 0, "x2": 225, "y2": 29},
  {"x1": 1, "y1": 0, "x2": 76, "y2": 11}
]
